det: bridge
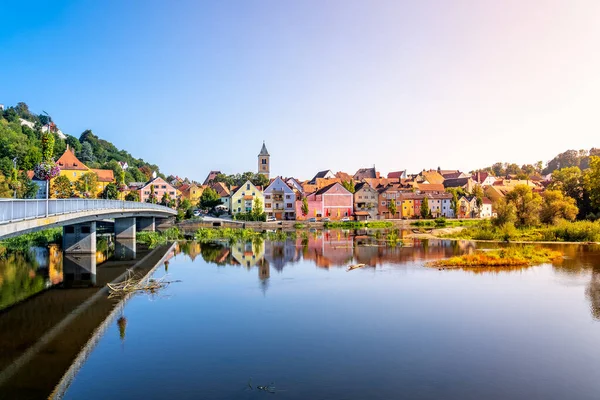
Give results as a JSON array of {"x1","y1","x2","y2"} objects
[{"x1": 0, "y1": 199, "x2": 176, "y2": 261}]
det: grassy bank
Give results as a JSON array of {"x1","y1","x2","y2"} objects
[
  {"x1": 0, "y1": 228, "x2": 62, "y2": 253},
  {"x1": 411, "y1": 218, "x2": 480, "y2": 228},
  {"x1": 137, "y1": 227, "x2": 183, "y2": 248},
  {"x1": 323, "y1": 221, "x2": 393, "y2": 229},
  {"x1": 429, "y1": 246, "x2": 563, "y2": 268},
  {"x1": 440, "y1": 220, "x2": 600, "y2": 243},
  {"x1": 194, "y1": 228, "x2": 297, "y2": 242}
]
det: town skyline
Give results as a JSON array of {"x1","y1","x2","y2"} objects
[{"x1": 3, "y1": 1, "x2": 600, "y2": 179}]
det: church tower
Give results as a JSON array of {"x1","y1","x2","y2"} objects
[{"x1": 258, "y1": 141, "x2": 270, "y2": 179}]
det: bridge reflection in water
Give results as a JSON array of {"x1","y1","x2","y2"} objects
[{"x1": 0, "y1": 241, "x2": 175, "y2": 399}]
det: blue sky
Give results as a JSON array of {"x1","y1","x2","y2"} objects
[{"x1": 2, "y1": 1, "x2": 600, "y2": 181}]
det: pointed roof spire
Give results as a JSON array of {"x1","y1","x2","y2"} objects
[{"x1": 259, "y1": 140, "x2": 269, "y2": 156}]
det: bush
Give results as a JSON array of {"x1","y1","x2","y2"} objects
[
  {"x1": 233, "y1": 212, "x2": 267, "y2": 222},
  {"x1": 434, "y1": 217, "x2": 447, "y2": 227}
]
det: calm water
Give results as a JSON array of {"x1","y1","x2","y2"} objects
[
  {"x1": 54, "y1": 234, "x2": 600, "y2": 400},
  {"x1": 2, "y1": 231, "x2": 600, "y2": 399}
]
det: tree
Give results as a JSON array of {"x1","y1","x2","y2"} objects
[
  {"x1": 51, "y1": 175, "x2": 74, "y2": 198},
  {"x1": 77, "y1": 141, "x2": 96, "y2": 163},
  {"x1": 420, "y1": 197, "x2": 430, "y2": 219},
  {"x1": 388, "y1": 199, "x2": 397, "y2": 218},
  {"x1": 65, "y1": 135, "x2": 82, "y2": 154},
  {"x1": 75, "y1": 172, "x2": 99, "y2": 198},
  {"x1": 449, "y1": 190, "x2": 459, "y2": 218},
  {"x1": 540, "y1": 190, "x2": 578, "y2": 224},
  {"x1": 251, "y1": 173, "x2": 269, "y2": 188},
  {"x1": 471, "y1": 185, "x2": 484, "y2": 217},
  {"x1": 200, "y1": 187, "x2": 221, "y2": 209},
  {"x1": 148, "y1": 184, "x2": 156, "y2": 203},
  {"x1": 584, "y1": 156, "x2": 600, "y2": 212},
  {"x1": 252, "y1": 197, "x2": 263, "y2": 218},
  {"x1": 341, "y1": 180, "x2": 355, "y2": 193},
  {"x1": 160, "y1": 191, "x2": 175, "y2": 207},
  {"x1": 0, "y1": 172, "x2": 13, "y2": 197},
  {"x1": 18, "y1": 172, "x2": 38, "y2": 199},
  {"x1": 504, "y1": 184, "x2": 542, "y2": 227},
  {"x1": 125, "y1": 191, "x2": 140, "y2": 202},
  {"x1": 493, "y1": 198, "x2": 517, "y2": 227},
  {"x1": 101, "y1": 182, "x2": 119, "y2": 199},
  {"x1": 301, "y1": 197, "x2": 309, "y2": 216}
]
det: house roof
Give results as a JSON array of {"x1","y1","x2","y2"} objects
[
  {"x1": 353, "y1": 167, "x2": 378, "y2": 180},
  {"x1": 387, "y1": 170, "x2": 406, "y2": 179},
  {"x1": 56, "y1": 148, "x2": 88, "y2": 170},
  {"x1": 90, "y1": 169, "x2": 115, "y2": 182},
  {"x1": 354, "y1": 181, "x2": 374, "y2": 192},
  {"x1": 482, "y1": 197, "x2": 493, "y2": 204},
  {"x1": 443, "y1": 177, "x2": 472, "y2": 188},
  {"x1": 354, "y1": 211, "x2": 370, "y2": 216},
  {"x1": 421, "y1": 170, "x2": 445, "y2": 184},
  {"x1": 335, "y1": 171, "x2": 353, "y2": 181},
  {"x1": 259, "y1": 141, "x2": 269, "y2": 156},
  {"x1": 211, "y1": 181, "x2": 230, "y2": 196},
  {"x1": 442, "y1": 172, "x2": 465, "y2": 179},
  {"x1": 310, "y1": 170, "x2": 334, "y2": 183},
  {"x1": 315, "y1": 182, "x2": 349, "y2": 196},
  {"x1": 203, "y1": 170, "x2": 222, "y2": 185},
  {"x1": 472, "y1": 171, "x2": 491, "y2": 183},
  {"x1": 416, "y1": 183, "x2": 445, "y2": 192}
]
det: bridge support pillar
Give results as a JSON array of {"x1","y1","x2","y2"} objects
[
  {"x1": 115, "y1": 217, "x2": 136, "y2": 260},
  {"x1": 63, "y1": 222, "x2": 96, "y2": 254},
  {"x1": 136, "y1": 217, "x2": 155, "y2": 232}
]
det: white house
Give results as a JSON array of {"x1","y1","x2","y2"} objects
[
  {"x1": 263, "y1": 176, "x2": 296, "y2": 220},
  {"x1": 480, "y1": 198, "x2": 493, "y2": 218}
]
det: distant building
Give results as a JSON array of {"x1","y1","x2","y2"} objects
[
  {"x1": 54, "y1": 147, "x2": 114, "y2": 195},
  {"x1": 354, "y1": 182, "x2": 378, "y2": 220},
  {"x1": 309, "y1": 170, "x2": 336, "y2": 184},
  {"x1": 138, "y1": 177, "x2": 177, "y2": 204},
  {"x1": 203, "y1": 170, "x2": 222, "y2": 185},
  {"x1": 263, "y1": 176, "x2": 296, "y2": 220},
  {"x1": 295, "y1": 183, "x2": 353, "y2": 220},
  {"x1": 230, "y1": 180, "x2": 264, "y2": 216},
  {"x1": 354, "y1": 167, "x2": 379, "y2": 181},
  {"x1": 258, "y1": 141, "x2": 270, "y2": 179}
]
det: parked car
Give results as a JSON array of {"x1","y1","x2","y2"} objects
[
  {"x1": 308, "y1": 217, "x2": 317, "y2": 222},
  {"x1": 321, "y1": 217, "x2": 331, "y2": 222},
  {"x1": 340, "y1": 217, "x2": 351, "y2": 222},
  {"x1": 266, "y1": 216, "x2": 277, "y2": 222},
  {"x1": 193, "y1": 210, "x2": 201, "y2": 217}
]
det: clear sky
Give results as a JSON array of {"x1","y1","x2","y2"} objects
[{"x1": 1, "y1": 0, "x2": 599, "y2": 181}]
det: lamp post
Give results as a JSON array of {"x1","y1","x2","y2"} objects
[{"x1": 12, "y1": 157, "x2": 17, "y2": 199}]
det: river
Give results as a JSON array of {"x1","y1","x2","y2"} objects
[{"x1": 1, "y1": 230, "x2": 600, "y2": 399}]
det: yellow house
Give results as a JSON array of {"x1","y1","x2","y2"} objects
[
  {"x1": 400, "y1": 198, "x2": 415, "y2": 218},
  {"x1": 230, "y1": 180, "x2": 264, "y2": 215},
  {"x1": 54, "y1": 147, "x2": 115, "y2": 196},
  {"x1": 180, "y1": 183, "x2": 204, "y2": 203}
]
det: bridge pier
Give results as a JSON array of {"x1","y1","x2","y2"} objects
[
  {"x1": 63, "y1": 222, "x2": 96, "y2": 254},
  {"x1": 114, "y1": 217, "x2": 136, "y2": 260},
  {"x1": 136, "y1": 217, "x2": 155, "y2": 232},
  {"x1": 63, "y1": 254, "x2": 97, "y2": 287}
]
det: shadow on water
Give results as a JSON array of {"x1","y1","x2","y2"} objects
[{"x1": 0, "y1": 235, "x2": 175, "y2": 399}]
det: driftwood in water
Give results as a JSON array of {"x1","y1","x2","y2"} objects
[{"x1": 346, "y1": 263, "x2": 366, "y2": 272}]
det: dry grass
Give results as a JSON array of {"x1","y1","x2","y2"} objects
[
  {"x1": 107, "y1": 269, "x2": 181, "y2": 298},
  {"x1": 428, "y1": 246, "x2": 563, "y2": 269}
]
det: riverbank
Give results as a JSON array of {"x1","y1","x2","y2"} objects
[{"x1": 428, "y1": 246, "x2": 564, "y2": 269}]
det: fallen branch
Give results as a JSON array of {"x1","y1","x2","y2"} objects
[
  {"x1": 346, "y1": 263, "x2": 366, "y2": 272},
  {"x1": 107, "y1": 269, "x2": 181, "y2": 298}
]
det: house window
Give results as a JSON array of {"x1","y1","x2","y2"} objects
[
  {"x1": 161, "y1": 185, "x2": 166, "y2": 189},
  {"x1": 382, "y1": 193, "x2": 386, "y2": 198},
  {"x1": 265, "y1": 195, "x2": 271, "y2": 199},
  {"x1": 381, "y1": 201, "x2": 385, "y2": 206},
  {"x1": 262, "y1": 159, "x2": 267, "y2": 165},
  {"x1": 246, "y1": 184, "x2": 250, "y2": 190},
  {"x1": 170, "y1": 191, "x2": 175, "y2": 195},
  {"x1": 286, "y1": 195, "x2": 291, "y2": 199},
  {"x1": 286, "y1": 203, "x2": 292, "y2": 208},
  {"x1": 238, "y1": 199, "x2": 241, "y2": 203},
  {"x1": 238, "y1": 207, "x2": 241, "y2": 212},
  {"x1": 265, "y1": 203, "x2": 272, "y2": 208},
  {"x1": 252, "y1": 192, "x2": 255, "y2": 196}
]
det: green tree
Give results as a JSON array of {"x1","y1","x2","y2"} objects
[
  {"x1": 51, "y1": 175, "x2": 74, "y2": 198},
  {"x1": 101, "y1": 183, "x2": 119, "y2": 199},
  {"x1": 449, "y1": 190, "x2": 459, "y2": 218},
  {"x1": 388, "y1": 199, "x2": 397, "y2": 218},
  {"x1": 341, "y1": 180, "x2": 355, "y2": 193},
  {"x1": 0, "y1": 172, "x2": 12, "y2": 197},
  {"x1": 493, "y1": 198, "x2": 517, "y2": 227},
  {"x1": 125, "y1": 191, "x2": 140, "y2": 202},
  {"x1": 252, "y1": 197, "x2": 263, "y2": 218},
  {"x1": 504, "y1": 185, "x2": 542, "y2": 227},
  {"x1": 75, "y1": 172, "x2": 99, "y2": 198},
  {"x1": 77, "y1": 141, "x2": 96, "y2": 163},
  {"x1": 18, "y1": 172, "x2": 38, "y2": 199},
  {"x1": 420, "y1": 197, "x2": 430, "y2": 219},
  {"x1": 65, "y1": 135, "x2": 82, "y2": 154},
  {"x1": 252, "y1": 173, "x2": 270, "y2": 188},
  {"x1": 540, "y1": 190, "x2": 578, "y2": 224},
  {"x1": 301, "y1": 197, "x2": 309, "y2": 216},
  {"x1": 584, "y1": 156, "x2": 600, "y2": 212},
  {"x1": 200, "y1": 187, "x2": 221, "y2": 209}
]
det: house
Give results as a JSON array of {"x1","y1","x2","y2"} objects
[
  {"x1": 425, "y1": 193, "x2": 454, "y2": 218},
  {"x1": 295, "y1": 183, "x2": 353, "y2": 220},
  {"x1": 309, "y1": 170, "x2": 336, "y2": 184},
  {"x1": 480, "y1": 198, "x2": 493, "y2": 218},
  {"x1": 263, "y1": 177, "x2": 296, "y2": 220},
  {"x1": 230, "y1": 180, "x2": 264, "y2": 216},
  {"x1": 203, "y1": 170, "x2": 222, "y2": 185},
  {"x1": 285, "y1": 177, "x2": 304, "y2": 199},
  {"x1": 472, "y1": 171, "x2": 496, "y2": 186},
  {"x1": 180, "y1": 183, "x2": 204, "y2": 203},
  {"x1": 137, "y1": 177, "x2": 177, "y2": 204},
  {"x1": 387, "y1": 170, "x2": 407, "y2": 181},
  {"x1": 54, "y1": 147, "x2": 115, "y2": 196},
  {"x1": 19, "y1": 118, "x2": 35, "y2": 129},
  {"x1": 41, "y1": 122, "x2": 67, "y2": 139},
  {"x1": 416, "y1": 183, "x2": 445, "y2": 193},
  {"x1": 354, "y1": 182, "x2": 378, "y2": 220},
  {"x1": 443, "y1": 177, "x2": 476, "y2": 193},
  {"x1": 398, "y1": 193, "x2": 416, "y2": 219},
  {"x1": 26, "y1": 171, "x2": 47, "y2": 199},
  {"x1": 210, "y1": 181, "x2": 231, "y2": 211},
  {"x1": 378, "y1": 185, "x2": 404, "y2": 219},
  {"x1": 335, "y1": 171, "x2": 353, "y2": 182},
  {"x1": 420, "y1": 170, "x2": 445, "y2": 185},
  {"x1": 118, "y1": 161, "x2": 129, "y2": 170},
  {"x1": 457, "y1": 196, "x2": 479, "y2": 218},
  {"x1": 354, "y1": 167, "x2": 379, "y2": 181}
]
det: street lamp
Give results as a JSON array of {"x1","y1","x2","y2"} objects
[{"x1": 12, "y1": 157, "x2": 17, "y2": 199}]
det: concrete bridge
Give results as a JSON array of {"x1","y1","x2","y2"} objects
[{"x1": 0, "y1": 199, "x2": 176, "y2": 264}]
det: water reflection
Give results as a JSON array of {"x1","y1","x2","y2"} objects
[
  {"x1": 63, "y1": 254, "x2": 97, "y2": 288},
  {"x1": 115, "y1": 238, "x2": 136, "y2": 261}
]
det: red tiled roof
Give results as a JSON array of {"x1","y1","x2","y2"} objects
[
  {"x1": 56, "y1": 149, "x2": 88, "y2": 170},
  {"x1": 91, "y1": 169, "x2": 115, "y2": 182}
]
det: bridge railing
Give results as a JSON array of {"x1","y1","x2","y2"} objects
[{"x1": 0, "y1": 199, "x2": 175, "y2": 224}]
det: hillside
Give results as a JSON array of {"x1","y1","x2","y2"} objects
[{"x1": 0, "y1": 102, "x2": 166, "y2": 197}]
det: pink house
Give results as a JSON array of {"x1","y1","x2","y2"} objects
[
  {"x1": 295, "y1": 183, "x2": 353, "y2": 220},
  {"x1": 138, "y1": 177, "x2": 178, "y2": 204}
]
